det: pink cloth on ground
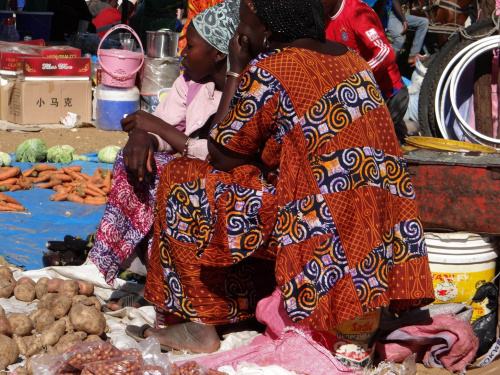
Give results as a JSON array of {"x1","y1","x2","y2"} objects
[
  {"x1": 376, "y1": 313, "x2": 478, "y2": 374},
  {"x1": 189, "y1": 289, "x2": 356, "y2": 375}
]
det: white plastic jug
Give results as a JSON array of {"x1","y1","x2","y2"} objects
[{"x1": 95, "y1": 84, "x2": 140, "y2": 131}]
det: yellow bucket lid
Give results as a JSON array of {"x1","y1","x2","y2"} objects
[{"x1": 404, "y1": 136, "x2": 499, "y2": 154}]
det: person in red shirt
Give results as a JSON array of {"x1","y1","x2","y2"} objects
[
  {"x1": 93, "y1": 1, "x2": 135, "y2": 37},
  {"x1": 322, "y1": 0, "x2": 410, "y2": 140}
]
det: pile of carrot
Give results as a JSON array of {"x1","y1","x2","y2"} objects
[
  {"x1": 24, "y1": 164, "x2": 112, "y2": 206},
  {"x1": 0, "y1": 192, "x2": 25, "y2": 211},
  {"x1": 0, "y1": 166, "x2": 32, "y2": 192}
]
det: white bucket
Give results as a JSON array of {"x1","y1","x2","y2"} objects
[{"x1": 426, "y1": 232, "x2": 499, "y2": 322}]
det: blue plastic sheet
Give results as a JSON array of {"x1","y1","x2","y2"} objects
[{"x1": 0, "y1": 154, "x2": 111, "y2": 270}]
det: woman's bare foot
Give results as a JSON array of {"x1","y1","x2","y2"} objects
[{"x1": 143, "y1": 322, "x2": 220, "y2": 353}]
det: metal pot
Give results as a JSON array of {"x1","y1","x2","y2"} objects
[{"x1": 146, "y1": 29, "x2": 180, "y2": 58}]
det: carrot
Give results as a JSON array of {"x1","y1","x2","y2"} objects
[
  {"x1": 0, "y1": 166, "x2": 21, "y2": 181},
  {"x1": 0, "y1": 178, "x2": 18, "y2": 186},
  {"x1": 6, "y1": 202, "x2": 25, "y2": 211},
  {"x1": 84, "y1": 196, "x2": 107, "y2": 205},
  {"x1": 0, "y1": 184, "x2": 14, "y2": 192},
  {"x1": 92, "y1": 169, "x2": 103, "y2": 184},
  {"x1": 17, "y1": 176, "x2": 33, "y2": 190},
  {"x1": 0, "y1": 205, "x2": 17, "y2": 212},
  {"x1": 50, "y1": 174, "x2": 72, "y2": 182},
  {"x1": 62, "y1": 168, "x2": 85, "y2": 181},
  {"x1": 36, "y1": 179, "x2": 62, "y2": 189},
  {"x1": 53, "y1": 185, "x2": 68, "y2": 192},
  {"x1": 50, "y1": 191, "x2": 68, "y2": 201},
  {"x1": 33, "y1": 174, "x2": 51, "y2": 183},
  {"x1": 81, "y1": 173, "x2": 93, "y2": 181},
  {"x1": 22, "y1": 168, "x2": 35, "y2": 177},
  {"x1": 67, "y1": 193, "x2": 85, "y2": 204},
  {"x1": 0, "y1": 193, "x2": 22, "y2": 205},
  {"x1": 9, "y1": 185, "x2": 21, "y2": 192},
  {"x1": 34, "y1": 164, "x2": 57, "y2": 172},
  {"x1": 102, "y1": 169, "x2": 112, "y2": 193},
  {"x1": 67, "y1": 165, "x2": 82, "y2": 172},
  {"x1": 83, "y1": 182, "x2": 107, "y2": 197}
]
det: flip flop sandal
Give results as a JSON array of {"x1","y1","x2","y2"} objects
[{"x1": 125, "y1": 324, "x2": 173, "y2": 352}]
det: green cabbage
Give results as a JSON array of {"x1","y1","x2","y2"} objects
[
  {"x1": 72, "y1": 154, "x2": 91, "y2": 162},
  {"x1": 47, "y1": 145, "x2": 75, "y2": 164},
  {"x1": 0, "y1": 152, "x2": 11, "y2": 167},
  {"x1": 15, "y1": 138, "x2": 48, "y2": 163},
  {"x1": 98, "y1": 146, "x2": 120, "y2": 164}
]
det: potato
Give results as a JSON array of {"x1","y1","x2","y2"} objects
[
  {"x1": 58, "y1": 316, "x2": 74, "y2": 333},
  {"x1": 77, "y1": 281, "x2": 94, "y2": 297},
  {"x1": 57, "y1": 280, "x2": 79, "y2": 299},
  {"x1": 88, "y1": 296, "x2": 102, "y2": 312},
  {"x1": 16, "y1": 277, "x2": 36, "y2": 287},
  {"x1": 13, "y1": 283, "x2": 36, "y2": 302},
  {"x1": 74, "y1": 331, "x2": 87, "y2": 341},
  {"x1": 72, "y1": 295, "x2": 93, "y2": 306},
  {"x1": 13, "y1": 334, "x2": 44, "y2": 357},
  {"x1": 37, "y1": 292, "x2": 57, "y2": 309},
  {"x1": 53, "y1": 332, "x2": 82, "y2": 354},
  {"x1": 0, "y1": 265, "x2": 13, "y2": 280},
  {"x1": 40, "y1": 319, "x2": 66, "y2": 347},
  {"x1": 36, "y1": 277, "x2": 49, "y2": 286},
  {"x1": 0, "y1": 307, "x2": 12, "y2": 337},
  {"x1": 31, "y1": 309, "x2": 55, "y2": 334},
  {"x1": 34, "y1": 282, "x2": 48, "y2": 300},
  {"x1": 46, "y1": 278, "x2": 63, "y2": 293},
  {"x1": 8, "y1": 313, "x2": 33, "y2": 336},
  {"x1": 0, "y1": 279, "x2": 15, "y2": 299},
  {"x1": 0, "y1": 334, "x2": 19, "y2": 371},
  {"x1": 83, "y1": 334, "x2": 103, "y2": 343},
  {"x1": 68, "y1": 303, "x2": 106, "y2": 335},
  {"x1": 48, "y1": 294, "x2": 72, "y2": 319}
]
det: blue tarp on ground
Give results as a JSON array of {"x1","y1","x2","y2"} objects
[{"x1": 0, "y1": 153, "x2": 110, "y2": 270}]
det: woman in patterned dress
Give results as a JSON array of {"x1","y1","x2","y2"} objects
[
  {"x1": 89, "y1": 0, "x2": 240, "y2": 303},
  {"x1": 126, "y1": 0, "x2": 435, "y2": 358}
]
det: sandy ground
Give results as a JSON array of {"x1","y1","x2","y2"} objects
[{"x1": 0, "y1": 122, "x2": 129, "y2": 155}]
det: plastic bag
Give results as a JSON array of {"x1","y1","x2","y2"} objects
[
  {"x1": 168, "y1": 361, "x2": 228, "y2": 375},
  {"x1": 34, "y1": 341, "x2": 123, "y2": 374},
  {"x1": 81, "y1": 355, "x2": 142, "y2": 374},
  {"x1": 472, "y1": 282, "x2": 499, "y2": 358},
  {"x1": 30, "y1": 337, "x2": 171, "y2": 375}
]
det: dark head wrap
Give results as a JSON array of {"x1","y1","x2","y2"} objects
[{"x1": 247, "y1": 0, "x2": 326, "y2": 43}]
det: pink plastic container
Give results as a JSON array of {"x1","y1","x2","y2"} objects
[{"x1": 97, "y1": 24, "x2": 144, "y2": 88}]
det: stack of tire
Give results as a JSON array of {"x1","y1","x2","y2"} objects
[{"x1": 418, "y1": 19, "x2": 499, "y2": 139}]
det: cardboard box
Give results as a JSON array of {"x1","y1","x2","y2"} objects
[
  {"x1": 0, "y1": 78, "x2": 15, "y2": 121},
  {"x1": 8, "y1": 80, "x2": 92, "y2": 124},
  {"x1": 23, "y1": 57, "x2": 90, "y2": 79}
]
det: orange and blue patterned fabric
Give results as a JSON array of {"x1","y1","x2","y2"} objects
[{"x1": 145, "y1": 47, "x2": 434, "y2": 330}]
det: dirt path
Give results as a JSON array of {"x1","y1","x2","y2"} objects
[{"x1": 0, "y1": 124, "x2": 129, "y2": 155}]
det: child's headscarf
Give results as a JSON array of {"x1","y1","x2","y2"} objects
[{"x1": 191, "y1": 0, "x2": 240, "y2": 55}]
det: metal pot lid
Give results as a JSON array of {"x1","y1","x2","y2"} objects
[{"x1": 146, "y1": 29, "x2": 172, "y2": 34}]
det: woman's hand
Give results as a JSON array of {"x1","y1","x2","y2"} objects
[
  {"x1": 121, "y1": 110, "x2": 166, "y2": 134},
  {"x1": 228, "y1": 33, "x2": 252, "y2": 75},
  {"x1": 122, "y1": 128, "x2": 155, "y2": 182}
]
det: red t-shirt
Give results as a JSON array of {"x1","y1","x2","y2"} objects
[
  {"x1": 325, "y1": 0, "x2": 403, "y2": 99},
  {"x1": 93, "y1": 8, "x2": 122, "y2": 37}
]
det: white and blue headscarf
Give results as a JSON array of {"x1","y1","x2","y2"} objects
[{"x1": 191, "y1": 0, "x2": 240, "y2": 55}]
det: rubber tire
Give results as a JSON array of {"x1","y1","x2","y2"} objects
[{"x1": 418, "y1": 19, "x2": 497, "y2": 137}]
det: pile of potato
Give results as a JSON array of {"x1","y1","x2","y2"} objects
[{"x1": 0, "y1": 265, "x2": 108, "y2": 373}]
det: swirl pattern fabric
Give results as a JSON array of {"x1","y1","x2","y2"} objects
[{"x1": 145, "y1": 47, "x2": 434, "y2": 330}]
